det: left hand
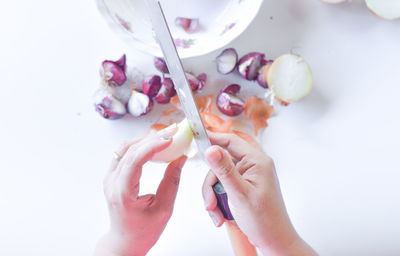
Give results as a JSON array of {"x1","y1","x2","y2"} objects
[{"x1": 94, "y1": 124, "x2": 187, "y2": 256}]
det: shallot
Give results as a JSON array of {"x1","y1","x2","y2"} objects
[
  {"x1": 142, "y1": 75, "x2": 162, "y2": 98},
  {"x1": 128, "y1": 90, "x2": 153, "y2": 117},
  {"x1": 185, "y1": 72, "x2": 200, "y2": 91},
  {"x1": 197, "y1": 73, "x2": 207, "y2": 91},
  {"x1": 94, "y1": 89, "x2": 127, "y2": 120},
  {"x1": 216, "y1": 48, "x2": 238, "y2": 75},
  {"x1": 155, "y1": 78, "x2": 176, "y2": 104},
  {"x1": 216, "y1": 84, "x2": 245, "y2": 117},
  {"x1": 101, "y1": 54, "x2": 127, "y2": 87},
  {"x1": 154, "y1": 57, "x2": 169, "y2": 74},
  {"x1": 238, "y1": 52, "x2": 266, "y2": 81}
]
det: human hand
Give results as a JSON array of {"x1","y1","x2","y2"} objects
[
  {"x1": 95, "y1": 124, "x2": 187, "y2": 256},
  {"x1": 202, "y1": 132, "x2": 316, "y2": 256}
]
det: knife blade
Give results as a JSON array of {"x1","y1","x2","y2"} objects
[
  {"x1": 145, "y1": 3, "x2": 257, "y2": 255},
  {"x1": 145, "y1": 0, "x2": 211, "y2": 159},
  {"x1": 145, "y1": 0, "x2": 234, "y2": 221}
]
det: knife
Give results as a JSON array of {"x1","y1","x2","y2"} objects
[{"x1": 145, "y1": 1, "x2": 257, "y2": 255}]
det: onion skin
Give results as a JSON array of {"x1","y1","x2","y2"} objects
[
  {"x1": 217, "y1": 84, "x2": 245, "y2": 117},
  {"x1": 151, "y1": 119, "x2": 194, "y2": 162}
]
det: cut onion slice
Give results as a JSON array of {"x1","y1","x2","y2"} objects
[
  {"x1": 365, "y1": 0, "x2": 400, "y2": 20},
  {"x1": 265, "y1": 54, "x2": 313, "y2": 103},
  {"x1": 151, "y1": 119, "x2": 194, "y2": 162},
  {"x1": 216, "y1": 48, "x2": 238, "y2": 75}
]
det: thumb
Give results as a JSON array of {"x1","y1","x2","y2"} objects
[{"x1": 205, "y1": 146, "x2": 245, "y2": 195}]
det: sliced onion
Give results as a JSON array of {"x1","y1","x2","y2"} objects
[
  {"x1": 151, "y1": 118, "x2": 194, "y2": 162},
  {"x1": 238, "y1": 52, "x2": 266, "y2": 81},
  {"x1": 216, "y1": 48, "x2": 238, "y2": 75},
  {"x1": 266, "y1": 54, "x2": 313, "y2": 103},
  {"x1": 257, "y1": 60, "x2": 274, "y2": 88},
  {"x1": 365, "y1": 0, "x2": 400, "y2": 20}
]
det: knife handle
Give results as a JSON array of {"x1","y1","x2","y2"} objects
[{"x1": 213, "y1": 182, "x2": 258, "y2": 256}]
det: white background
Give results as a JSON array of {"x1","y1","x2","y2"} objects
[{"x1": 1, "y1": 0, "x2": 400, "y2": 255}]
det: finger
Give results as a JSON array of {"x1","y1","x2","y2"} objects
[
  {"x1": 205, "y1": 146, "x2": 247, "y2": 196},
  {"x1": 109, "y1": 124, "x2": 176, "y2": 173},
  {"x1": 207, "y1": 132, "x2": 254, "y2": 161},
  {"x1": 208, "y1": 209, "x2": 225, "y2": 227},
  {"x1": 155, "y1": 155, "x2": 187, "y2": 210},
  {"x1": 117, "y1": 125, "x2": 178, "y2": 199},
  {"x1": 202, "y1": 170, "x2": 219, "y2": 211},
  {"x1": 202, "y1": 171, "x2": 226, "y2": 227},
  {"x1": 109, "y1": 137, "x2": 144, "y2": 172}
]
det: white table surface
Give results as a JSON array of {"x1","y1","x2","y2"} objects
[{"x1": 1, "y1": 0, "x2": 400, "y2": 255}]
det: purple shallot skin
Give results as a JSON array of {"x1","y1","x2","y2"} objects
[
  {"x1": 142, "y1": 75, "x2": 162, "y2": 99},
  {"x1": 101, "y1": 54, "x2": 127, "y2": 87},
  {"x1": 154, "y1": 78, "x2": 177, "y2": 104}
]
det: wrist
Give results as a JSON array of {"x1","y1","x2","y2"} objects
[
  {"x1": 259, "y1": 235, "x2": 317, "y2": 256},
  {"x1": 284, "y1": 237, "x2": 317, "y2": 256},
  {"x1": 95, "y1": 231, "x2": 149, "y2": 256}
]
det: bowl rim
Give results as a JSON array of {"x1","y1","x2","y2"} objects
[{"x1": 96, "y1": 0, "x2": 264, "y2": 59}]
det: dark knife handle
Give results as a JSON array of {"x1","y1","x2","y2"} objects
[{"x1": 213, "y1": 181, "x2": 234, "y2": 221}]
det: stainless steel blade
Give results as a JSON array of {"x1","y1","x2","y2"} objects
[{"x1": 145, "y1": 0, "x2": 211, "y2": 159}]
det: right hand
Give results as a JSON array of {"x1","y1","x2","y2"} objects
[{"x1": 202, "y1": 132, "x2": 317, "y2": 255}]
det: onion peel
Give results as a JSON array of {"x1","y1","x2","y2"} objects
[
  {"x1": 244, "y1": 96, "x2": 274, "y2": 135},
  {"x1": 201, "y1": 112, "x2": 232, "y2": 133}
]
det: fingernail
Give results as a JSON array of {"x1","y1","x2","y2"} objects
[
  {"x1": 206, "y1": 147, "x2": 222, "y2": 165},
  {"x1": 161, "y1": 135, "x2": 172, "y2": 141},
  {"x1": 209, "y1": 211, "x2": 220, "y2": 227},
  {"x1": 162, "y1": 123, "x2": 177, "y2": 135}
]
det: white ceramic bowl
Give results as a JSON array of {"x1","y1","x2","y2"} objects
[{"x1": 96, "y1": 0, "x2": 263, "y2": 59}]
